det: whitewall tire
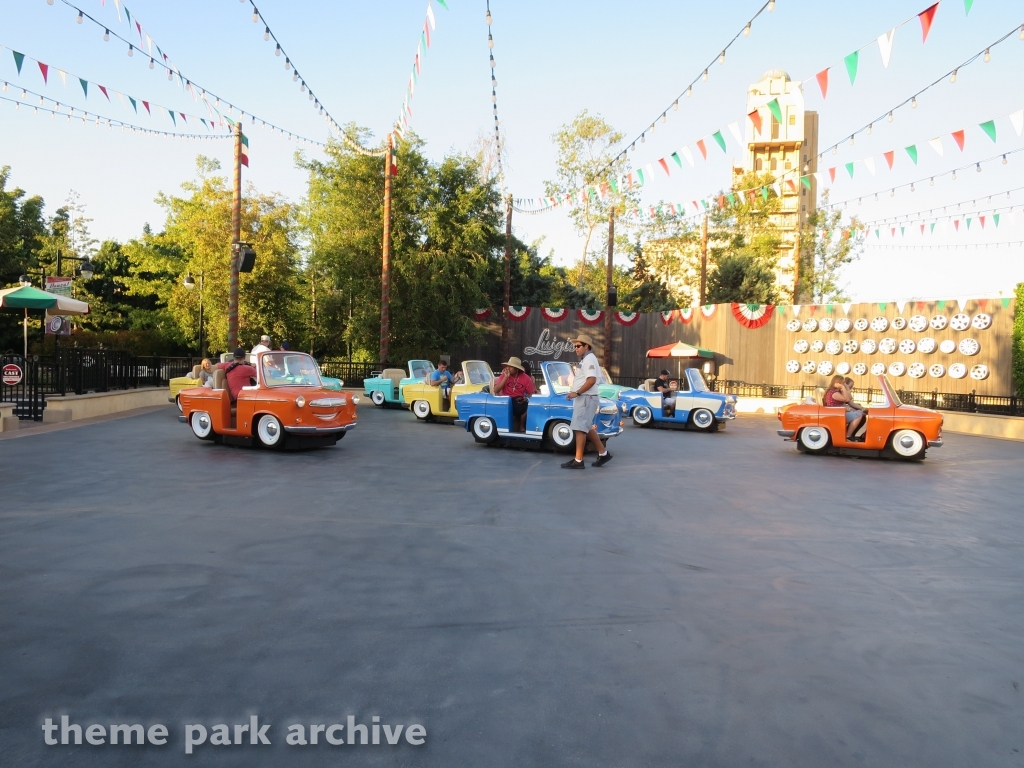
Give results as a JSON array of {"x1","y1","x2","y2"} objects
[
  {"x1": 471, "y1": 416, "x2": 497, "y2": 444},
  {"x1": 689, "y1": 408, "x2": 716, "y2": 432},
  {"x1": 412, "y1": 400, "x2": 431, "y2": 420},
  {"x1": 547, "y1": 420, "x2": 575, "y2": 450},
  {"x1": 798, "y1": 426, "x2": 830, "y2": 454},
  {"x1": 190, "y1": 411, "x2": 214, "y2": 441},
  {"x1": 890, "y1": 429, "x2": 925, "y2": 460},
  {"x1": 632, "y1": 405, "x2": 653, "y2": 426},
  {"x1": 256, "y1": 414, "x2": 285, "y2": 449},
  {"x1": 370, "y1": 390, "x2": 386, "y2": 406}
]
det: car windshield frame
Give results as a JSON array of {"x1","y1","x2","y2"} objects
[
  {"x1": 686, "y1": 367, "x2": 710, "y2": 393},
  {"x1": 463, "y1": 360, "x2": 493, "y2": 385},
  {"x1": 409, "y1": 360, "x2": 436, "y2": 380},
  {"x1": 544, "y1": 361, "x2": 574, "y2": 395},
  {"x1": 878, "y1": 374, "x2": 902, "y2": 407},
  {"x1": 260, "y1": 352, "x2": 323, "y2": 388}
]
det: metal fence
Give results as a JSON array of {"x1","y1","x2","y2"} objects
[{"x1": 318, "y1": 360, "x2": 384, "y2": 388}]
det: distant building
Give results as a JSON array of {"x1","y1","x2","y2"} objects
[{"x1": 732, "y1": 69, "x2": 819, "y2": 300}]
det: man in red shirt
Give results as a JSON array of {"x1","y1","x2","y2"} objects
[
  {"x1": 493, "y1": 356, "x2": 535, "y2": 432},
  {"x1": 217, "y1": 348, "x2": 257, "y2": 402}
]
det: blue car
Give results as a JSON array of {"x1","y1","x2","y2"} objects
[
  {"x1": 619, "y1": 368, "x2": 737, "y2": 432},
  {"x1": 454, "y1": 360, "x2": 624, "y2": 451}
]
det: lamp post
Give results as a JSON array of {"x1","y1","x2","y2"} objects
[
  {"x1": 183, "y1": 272, "x2": 205, "y2": 359},
  {"x1": 55, "y1": 250, "x2": 96, "y2": 282},
  {"x1": 17, "y1": 273, "x2": 38, "y2": 358}
]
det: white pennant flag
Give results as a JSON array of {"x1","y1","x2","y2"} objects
[
  {"x1": 792, "y1": 305, "x2": 802, "y2": 317},
  {"x1": 426, "y1": 3, "x2": 436, "y2": 30},
  {"x1": 877, "y1": 28, "x2": 896, "y2": 68},
  {"x1": 957, "y1": 297, "x2": 970, "y2": 311},
  {"x1": 727, "y1": 121, "x2": 742, "y2": 147},
  {"x1": 1011, "y1": 109, "x2": 1024, "y2": 137},
  {"x1": 928, "y1": 137, "x2": 944, "y2": 156},
  {"x1": 58, "y1": 69, "x2": 67, "y2": 86},
  {"x1": 841, "y1": 303, "x2": 852, "y2": 315},
  {"x1": 812, "y1": 172, "x2": 824, "y2": 186},
  {"x1": 645, "y1": 163, "x2": 655, "y2": 180},
  {"x1": 772, "y1": 181, "x2": 782, "y2": 197},
  {"x1": 896, "y1": 300, "x2": 907, "y2": 313},
  {"x1": 112, "y1": 0, "x2": 122, "y2": 22},
  {"x1": 864, "y1": 156, "x2": 876, "y2": 176},
  {"x1": 681, "y1": 146, "x2": 694, "y2": 166}
]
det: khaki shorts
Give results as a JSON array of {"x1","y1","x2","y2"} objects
[{"x1": 570, "y1": 395, "x2": 600, "y2": 432}]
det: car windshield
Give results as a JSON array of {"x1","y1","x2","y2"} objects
[
  {"x1": 262, "y1": 353, "x2": 322, "y2": 387},
  {"x1": 880, "y1": 375, "x2": 902, "y2": 407},
  {"x1": 687, "y1": 368, "x2": 710, "y2": 392},
  {"x1": 464, "y1": 361, "x2": 492, "y2": 385},
  {"x1": 409, "y1": 361, "x2": 435, "y2": 379},
  {"x1": 601, "y1": 367, "x2": 614, "y2": 385},
  {"x1": 545, "y1": 362, "x2": 574, "y2": 394}
]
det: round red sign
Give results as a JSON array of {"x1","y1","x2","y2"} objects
[{"x1": 2, "y1": 363, "x2": 23, "y2": 386}]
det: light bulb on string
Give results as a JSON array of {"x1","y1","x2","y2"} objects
[
  {"x1": 950, "y1": 69, "x2": 957, "y2": 83},
  {"x1": 488, "y1": 34, "x2": 494, "y2": 49},
  {"x1": 673, "y1": 100, "x2": 679, "y2": 111},
  {"x1": 952, "y1": 170, "x2": 957, "y2": 180},
  {"x1": 976, "y1": 163, "x2": 982, "y2": 172},
  {"x1": 661, "y1": 113, "x2": 667, "y2": 124},
  {"x1": 1019, "y1": 24, "x2": 1024, "y2": 40},
  {"x1": 983, "y1": 48, "x2": 991, "y2": 62},
  {"x1": 890, "y1": 189, "x2": 895, "y2": 197},
  {"x1": 911, "y1": 97, "x2": 917, "y2": 109},
  {"x1": 293, "y1": 72, "x2": 299, "y2": 81},
  {"x1": 930, "y1": 177, "x2": 935, "y2": 186},
  {"x1": 275, "y1": 44, "x2": 281, "y2": 56},
  {"x1": 867, "y1": 123, "x2": 873, "y2": 135},
  {"x1": 103, "y1": 29, "x2": 110, "y2": 41},
  {"x1": 76, "y1": 11, "x2": 83, "y2": 23},
  {"x1": 641, "y1": 134, "x2": 645, "y2": 143},
  {"x1": 744, "y1": 22, "x2": 751, "y2": 36},
  {"x1": 686, "y1": 86, "x2": 692, "y2": 97},
  {"x1": 485, "y1": 10, "x2": 492, "y2": 25},
  {"x1": 149, "y1": 58, "x2": 155, "y2": 69},
  {"x1": 127, "y1": 44, "x2": 134, "y2": 56},
  {"x1": 719, "y1": 51, "x2": 726, "y2": 65},
  {"x1": 849, "y1": 135, "x2": 854, "y2": 146},
  {"x1": 285, "y1": 59, "x2": 291, "y2": 70},
  {"x1": 767, "y1": 0, "x2": 775, "y2": 11},
  {"x1": 1003, "y1": 155, "x2": 1008, "y2": 165},
  {"x1": 252, "y1": 9, "x2": 259, "y2": 22},
  {"x1": 702, "y1": 69, "x2": 708, "y2": 82},
  {"x1": 887, "y1": 111, "x2": 893, "y2": 122},
  {"x1": 264, "y1": 27, "x2": 270, "y2": 41},
  {"x1": 300, "y1": 82, "x2": 306, "y2": 92},
  {"x1": 911, "y1": 183, "x2": 915, "y2": 192},
  {"x1": 491, "y1": 91, "x2": 497, "y2": 102},
  {"x1": 490, "y1": 55, "x2": 496, "y2": 68}
]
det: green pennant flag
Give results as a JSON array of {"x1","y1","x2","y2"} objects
[
  {"x1": 712, "y1": 130, "x2": 726, "y2": 153},
  {"x1": 12, "y1": 50, "x2": 25, "y2": 74},
  {"x1": 609, "y1": 178, "x2": 619, "y2": 194},
  {"x1": 844, "y1": 51, "x2": 859, "y2": 85},
  {"x1": 421, "y1": 31, "x2": 427, "y2": 51},
  {"x1": 1002, "y1": 297, "x2": 1011, "y2": 308},
  {"x1": 727, "y1": 192, "x2": 736, "y2": 205},
  {"x1": 79, "y1": 78, "x2": 88, "y2": 98},
  {"x1": 966, "y1": 217, "x2": 972, "y2": 229},
  {"x1": 636, "y1": 168, "x2": 645, "y2": 185},
  {"x1": 670, "y1": 152, "x2": 682, "y2": 168},
  {"x1": 436, "y1": 0, "x2": 449, "y2": 8},
  {"x1": 700, "y1": 199, "x2": 708, "y2": 210},
  {"x1": 826, "y1": 305, "x2": 834, "y2": 315},
  {"x1": 875, "y1": 229, "x2": 880, "y2": 238},
  {"x1": 766, "y1": 98, "x2": 782, "y2": 124},
  {"x1": 937, "y1": 300, "x2": 946, "y2": 310},
  {"x1": 994, "y1": 213, "x2": 1000, "y2": 227},
  {"x1": 878, "y1": 303, "x2": 887, "y2": 311},
  {"x1": 964, "y1": 0, "x2": 974, "y2": 14},
  {"x1": 930, "y1": 222, "x2": 936, "y2": 233},
  {"x1": 124, "y1": 6, "x2": 131, "y2": 24},
  {"x1": 900, "y1": 226, "x2": 905, "y2": 237},
  {"x1": 168, "y1": 110, "x2": 176, "y2": 126},
  {"x1": 128, "y1": 96, "x2": 137, "y2": 113},
  {"x1": 905, "y1": 144, "x2": 918, "y2": 164},
  {"x1": 761, "y1": 186, "x2": 769, "y2": 201},
  {"x1": 800, "y1": 176, "x2": 811, "y2": 189},
  {"x1": 979, "y1": 120, "x2": 997, "y2": 142},
  {"x1": 845, "y1": 162, "x2": 854, "y2": 179}
]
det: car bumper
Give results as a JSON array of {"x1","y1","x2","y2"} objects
[
  {"x1": 777, "y1": 429, "x2": 796, "y2": 439},
  {"x1": 928, "y1": 438, "x2": 943, "y2": 448},
  {"x1": 283, "y1": 422, "x2": 357, "y2": 435},
  {"x1": 454, "y1": 419, "x2": 466, "y2": 427},
  {"x1": 178, "y1": 415, "x2": 187, "y2": 423}
]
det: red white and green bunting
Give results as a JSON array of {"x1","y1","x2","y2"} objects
[
  {"x1": 507, "y1": 305, "x2": 530, "y2": 321},
  {"x1": 393, "y1": 1, "x2": 448, "y2": 144},
  {"x1": 614, "y1": 311, "x2": 640, "y2": 326},
  {"x1": 660, "y1": 310, "x2": 677, "y2": 325},
  {"x1": 700, "y1": 304, "x2": 717, "y2": 319},
  {"x1": 731, "y1": 303, "x2": 775, "y2": 329},
  {"x1": 472, "y1": 307, "x2": 492, "y2": 320},
  {"x1": 541, "y1": 307, "x2": 568, "y2": 322},
  {"x1": 679, "y1": 307, "x2": 694, "y2": 324},
  {"x1": 239, "y1": 133, "x2": 249, "y2": 167},
  {"x1": 577, "y1": 309, "x2": 603, "y2": 325}
]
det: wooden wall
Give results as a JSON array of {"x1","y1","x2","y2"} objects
[{"x1": 450, "y1": 297, "x2": 1015, "y2": 396}]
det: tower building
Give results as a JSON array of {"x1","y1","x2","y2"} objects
[{"x1": 732, "y1": 69, "x2": 819, "y2": 300}]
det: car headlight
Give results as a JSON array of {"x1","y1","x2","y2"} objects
[
  {"x1": 309, "y1": 397, "x2": 346, "y2": 407},
  {"x1": 352, "y1": 395, "x2": 360, "y2": 404},
  {"x1": 295, "y1": 396, "x2": 306, "y2": 408},
  {"x1": 599, "y1": 405, "x2": 618, "y2": 415}
]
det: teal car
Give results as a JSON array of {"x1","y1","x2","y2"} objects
[
  {"x1": 364, "y1": 359, "x2": 435, "y2": 407},
  {"x1": 598, "y1": 367, "x2": 630, "y2": 400}
]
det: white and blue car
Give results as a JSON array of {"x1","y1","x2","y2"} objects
[
  {"x1": 454, "y1": 361, "x2": 624, "y2": 451},
  {"x1": 619, "y1": 368, "x2": 736, "y2": 432}
]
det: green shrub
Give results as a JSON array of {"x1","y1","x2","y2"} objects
[{"x1": 1013, "y1": 283, "x2": 1024, "y2": 397}]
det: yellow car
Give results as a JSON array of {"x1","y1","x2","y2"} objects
[
  {"x1": 169, "y1": 365, "x2": 202, "y2": 412},
  {"x1": 403, "y1": 360, "x2": 494, "y2": 421}
]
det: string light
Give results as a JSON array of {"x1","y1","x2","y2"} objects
[
  {"x1": 744, "y1": 22, "x2": 751, "y2": 36},
  {"x1": 702, "y1": 69, "x2": 708, "y2": 82},
  {"x1": 887, "y1": 111, "x2": 893, "y2": 122},
  {"x1": 149, "y1": 58, "x2": 155, "y2": 69},
  {"x1": 75, "y1": 11, "x2": 82, "y2": 23},
  {"x1": 911, "y1": 97, "x2": 917, "y2": 108},
  {"x1": 252, "y1": 8, "x2": 259, "y2": 22},
  {"x1": 983, "y1": 48, "x2": 991, "y2": 62},
  {"x1": 767, "y1": 0, "x2": 775, "y2": 10},
  {"x1": 127, "y1": 44, "x2": 133, "y2": 57},
  {"x1": 718, "y1": 51, "x2": 726, "y2": 65},
  {"x1": 264, "y1": 26, "x2": 270, "y2": 41},
  {"x1": 275, "y1": 44, "x2": 281, "y2": 56},
  {"x1": 950, "y1": 68, "x2": 957, "y2": 83}
]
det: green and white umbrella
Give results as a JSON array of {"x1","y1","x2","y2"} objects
[{"x1": 0, "y1": 285, "x2": 90, "y2": 357}]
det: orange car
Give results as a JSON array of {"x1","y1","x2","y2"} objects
[
  {"x1": 777, "y1": 374, "x2": 942, "y2": 460},
  {"x1": 177, "y1": 351, "x2": 357, "y2": 449}
]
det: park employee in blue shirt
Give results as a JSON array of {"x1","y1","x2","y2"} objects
[{"x1": 562, "y1": 333, "x2": 612, "y2": 469}]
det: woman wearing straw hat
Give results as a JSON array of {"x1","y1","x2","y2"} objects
[
  {"x1": 493, "y1": 356, "x2": 535, "y2": 433},
  {"x1": 562, "y1": 334, "x2": 612, "y2": 469}
]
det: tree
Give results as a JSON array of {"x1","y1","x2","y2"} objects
[
  {"x1": 618, "y1": 241, "x2": 677, "y2": 312},
  {"x1": 544, "y1": 110, "x2": 637, "y2": 285},
  {"x1": 0, "y1": 166, "x2": 48, "y2": 351},
  {"x1": 797, "y1": 192, "x2": 864, "y2": 303},
  {"x1": 705, "y1": 171, "x2": 784, "y2": 304}
]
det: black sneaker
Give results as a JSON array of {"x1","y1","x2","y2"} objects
[
  {"x1": 560, "y1": 458, "x2": 585, "y2": 469},
  {"x1": 592, "y1": 452, "x2": 613, "y2": 467}
]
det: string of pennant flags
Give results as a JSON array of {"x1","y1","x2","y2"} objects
[
  {"x1": 866, "y1": 240, "x2": 1024, "y2": 249},
  {"x1": 857, "y1": 185, "x2": 1024, "y2": 225},
  {"x1": 485, "y1": 1, "x2": 505, "y2": 188},
  {"x1": 1, "y1": 92, "x2": 230, "y2": 141},
  {"x1": 237, "y1": 0, "x2": 383, "y2": 157},
  {"x1": 393, "y1": 0, "x2": 448, "y2": 144},
  {"x1": 818, "y1": 21, "x2": 1024, "y2": 156}
]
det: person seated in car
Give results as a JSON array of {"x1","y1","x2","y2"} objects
[
  {"x1": 196, "y1": 358, "x2": 215, "y2": 388},
  {"x1": 824, "y1": 374, "x2": 864, "y2": 440},
  {"x1": 216, "y1": 348, "x2": 257, "y2": 402},
  {"x1": 651, "y1": 369, "x2": 676, "y2": 414},
  {"x1": 493, "y1": 356, "x2": 535, "y2": 432},
  {"x1": 262, "y1": 355, "x2": 287, "y2": 384},
  {"x1": 429, "y1": 360, "x2": 458, "y2": 404}
]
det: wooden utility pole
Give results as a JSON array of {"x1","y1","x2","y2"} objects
[
  {"x1": 228, "y1": 122, "x2": 242, "y2": 350},
  {"x1": 501, "y1": 194, "x2": 513, "y2": 362},
  {"x1": 380, "y1": 134, "x2": 394, "y2": 364},
  {"x1": 604, "y1": 209, "x2": 615, "y2": 367},
  {"x1": 699, "y1": 213, "x2": 709, "y2": 306}
]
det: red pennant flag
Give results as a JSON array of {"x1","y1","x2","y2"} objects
[
  {"x1": 883, "y1": 151, "x2": 895, "y2": 170},
  {"x1": 954, "y1": 219, "x2": 960, "y2": 231},
  {"x1": 920, "y1": 224, "x2": 925, "y2": 235},
  {"x1": 918, "y1": 3, "x2": 939, "y2": 43},
  {"x1": 691, "y1": 201, "x2": 699, "y2": 211},
  {"x1": 891, "y1": 227, "x2": 896, "y2": 238},
  {"x1": 180, "y1": 112, "x2": 187, "y2": 123},
  {"x1": 951, "y1": 129, "x2": 965, "y2": 151},
  {"x1": 815, "y1": 69, "x2": 829, "y2": 99},
  {"x1": 979, "y1": 215, "x2": 986, "y2": 228},
  {"x1": 424, "y1": 21, "x2": 431, "y2": 48},
  {"x1": 142, "y1": 100, "x2": 151, "y2": 115},
  {"x1": 916, "y1": 301, "x2": 926, "y2": 310},
  {"x1": 718, "y1": 195, "x2": 726, "y2": 208},
  {"x1": 748, "y1": 109, "x2": 762, "y2": 134},
  {"x1": 808, "y1": 305, "x2": 818, "y2": 316},
  {"x1": 978, "y1": 298, "x2": 988, "y2": 309},
  {"x1": 828, "y1": 167, "x2": 837, "y2": 183},
  {"x1": 600, "y1": 181, "x2": 609, "y2": 197},
  {"x1": 98, "y1": 85, "x2": 109, "y2": 101},
  {"x1": 696, "y1": 139, "x2": 707, "y2": 159},
  {"x1": 37, "y1": 61, "x2": 49, "y2": 84},
  {"x1": 786, "y1": 179, "x2": 797, "y2": 192},
  {"x1": 135, "y1": 20, "x2": 142, "y2": 38},
  {"x1": 658, "y1": 158, "x2": 670, "y2": 176}
]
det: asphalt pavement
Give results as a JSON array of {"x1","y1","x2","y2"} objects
[{"x1": 1, "y1": 404, "x2": 1022, "y2": 767}]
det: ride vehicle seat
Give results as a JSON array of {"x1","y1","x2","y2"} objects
[
  {"x1": 213, "y1": 368, "x2": 226, "y2": 391},
  {"x1": 642, "y1": 378, "x2": 656, "y2": 392},
  {"x1": 191, "y1": 364, "x2": 202, "y2": 378},
  {"x1": 815, "y1": 387, "x2": 825, "y2": 406},
  {"x1": 381, "y1": 368, "x2": 406, "y2": 395}
]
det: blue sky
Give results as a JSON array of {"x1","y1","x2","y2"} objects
[{"x1": 1, "y1": 0, "x2": 1022, "y2": 301}]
